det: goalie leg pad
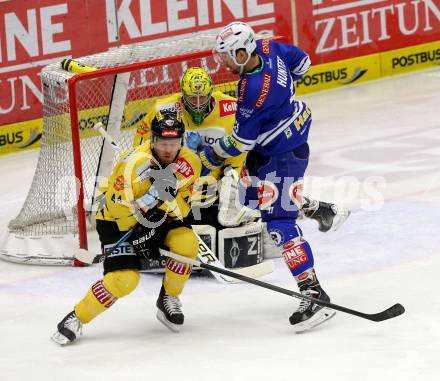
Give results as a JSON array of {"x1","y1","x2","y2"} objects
[
  {"x1": 163, "y1": 226, "x2": 198, "y2": 296},
  {"x1": 75, "y1": 270, "x2": 139, "y2": 323},
  {"x1": 266, "y1": 219, "x2": 315, "y2": 277},
  {"x1": 218, "y1": 222, "x2": 264, "y2": 268}
]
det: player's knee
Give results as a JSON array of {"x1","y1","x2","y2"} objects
[
  {"x1": 165, "y1": 227, "x2": 198, "y2": 259},
  {"x1": 266, "y1": 218, "x2": 301, "y2": 246},
  {"x1": 103, "y1": 269, "x2": 140, "y2": 298}
]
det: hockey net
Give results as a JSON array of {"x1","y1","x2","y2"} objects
[{"x1": 1, "y1": 34, "x2": 241, "y2": 265}]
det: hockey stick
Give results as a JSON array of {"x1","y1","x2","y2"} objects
[
  {"x1": 76, "y1": 223, "x2": 272, "y2": 284},
  {"x1": 160, "y1": 250, "x2": 405, "y2": 322},
  {"x1": 194, "y1": 231, "x2": 274, "y2": 284},
  {"x1": 93, "y1": 122, "x2": 120, "y2": 150},
  {"x1": 75, "y1": 228, "x2": 134, "y2": 265}
]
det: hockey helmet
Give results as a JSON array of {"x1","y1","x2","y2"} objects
[
  {"x1": 181, "y1": 67, "x2": 213, "y2": 125},
  {"x1": 151, "y1": 110, "x2": 185, "y2": 141},
  {"x1": 214, "y1": 22, "x2": 256, "y2": 71}
]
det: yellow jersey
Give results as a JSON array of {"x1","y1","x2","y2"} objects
[
  {"x1": 96, "y1": 143, "x2": 201, "y2": 231},
  {"x1": 133, "y1": 91, "x2": 246, "y2": 179}
]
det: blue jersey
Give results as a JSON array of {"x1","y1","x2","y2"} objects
[{"x1": 215, "y1": 39, "x2": 312, "y2": 158}]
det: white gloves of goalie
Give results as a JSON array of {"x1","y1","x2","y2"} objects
[{"x1": 217, "y1": 168, "x2": 260, "y2": 227}]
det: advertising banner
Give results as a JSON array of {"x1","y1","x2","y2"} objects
[
  {"x1": 0, "y1": 0, "x2": 293, "y2": 132},
  {"x1": 1, "y1": 0, "x2": 439, "y2": 156},
  {"x1": 0, "y1": 0, "x2": 101, "y2": 125},
  {"x1": 296, "y1": 52, "x2": 381, "y2": 94},
  {"x1": 295, "y1": 0, "x2": 440, "y2": 64},
  {"x1": 380, "y1": 39, "x2": 440, "y2": 76},
  {"x1": 108, "y1": 0, "x2": 293, "y2": 45}
]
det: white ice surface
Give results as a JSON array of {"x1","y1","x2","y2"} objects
[{"x1": 1, "y1": 68, "x2": 440, "y2": 381}]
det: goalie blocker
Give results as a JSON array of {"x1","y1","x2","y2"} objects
[{"x1": 140, "y1": 222, "x2": 264, "y2": 272}]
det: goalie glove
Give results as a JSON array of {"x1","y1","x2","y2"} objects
[
  {"x1": 185, "y1": 131, "x2": 202, "y2": 152},
  {"x1": 217, "y1": 169, "x2": 260, "y2": 227}
]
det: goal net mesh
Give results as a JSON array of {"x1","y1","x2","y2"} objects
[{"x1": 4, "y1": 33, "x2": 240, "y2": 264}]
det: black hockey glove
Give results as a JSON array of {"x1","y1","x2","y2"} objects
[{"x1": 131, "y1": 208, "x2": 169, "y2": 259}]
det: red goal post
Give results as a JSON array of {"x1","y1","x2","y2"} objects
[{"x1": 67, "y1": 47, "x2": 237, "y2": 252}]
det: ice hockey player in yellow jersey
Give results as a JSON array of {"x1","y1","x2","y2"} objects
[
  {"x1": 133, "y1": 67, "x2": 246, "y2": 226},
  {"x1": 52, "y1": 111, "x2": 201, "y2": 345}
]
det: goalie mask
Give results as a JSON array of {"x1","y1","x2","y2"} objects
[{"x1": 181, "y1": 67, "x2": 213, "y2": 125}]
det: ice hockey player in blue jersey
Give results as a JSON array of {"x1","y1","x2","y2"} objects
[{"x1": 200, "y1": 21, "x2": 336, "y2": 332}]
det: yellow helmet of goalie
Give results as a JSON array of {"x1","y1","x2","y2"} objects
[{"x1": 181, "y1": 67, "x2": 213, "y2": 125}]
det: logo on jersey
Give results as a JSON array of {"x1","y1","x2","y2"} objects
[
  {"x1": 261, "y1": 39, "x2": 271, "y2": 55},
  {"x1": 219, "y1": 99, "x2": 237, "y2": 117},
  {"x1": 294, "y1": 106, "x2": 312, "y2": 131},
  {"x1": 239, "y1": 107, "x2": 254, "y2": 119},
  {"x1": 269, "y1": 229, "x2": 284, "y2": 247},
  {"x1": 175, "y1": 157, "x2": 194, "y2": 178},
  {"x1": 238, "y1": 79, "x2": 248, "y2": 103},
  {"x1": 257, "y1": 180, "x2": 278, "y2": 210},
  {"x1": 136, "y1": 121, "x2": 150, "y2": 136},
  {"x1": 289, "y1": 180, "x2": 303, "y2": 209},
  {"x1": 113, "y1": 175, "x2": 126, "y2": 191},
  {"x1": 254, "y1": 73, "x2": 271, "y2": 108}
]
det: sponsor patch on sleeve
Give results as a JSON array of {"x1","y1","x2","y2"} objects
[
  {"x1": 219, "y1": 99, "x2": 237, "y2": 117},
  {"x1": 175, "y1": 157, "x2": 194, "y2": 178},
  {"x1": 136, "y1": 120, "x2": 150, "y2": 136}
]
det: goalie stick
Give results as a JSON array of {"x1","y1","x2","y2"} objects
[{"x1": 160, "y1": 250, "x2": 406, "y2": 323}]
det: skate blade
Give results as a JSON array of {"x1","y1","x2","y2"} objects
[
  {"x1": 156, "y1": 310, "x2": 181, "y2": 333},
  {"x1": 293, "y1": 308, "x2": 336, "y2": 333},
  {"x1": 330, "y1": 210, "x2": 351, "y2": 232},
  {"x1": 51, "y1": 331, "x2": 72, "y2": 346}
]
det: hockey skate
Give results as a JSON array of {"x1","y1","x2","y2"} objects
[
  {"x1": 302, "y1": 196, "x2": 350, "y2": 232},
  {"x1": 156, "y1": 285, "x2": 184, "y2": 333},
  {"x1": 51, "y1": 311, "x2": 83, "y2": 345},
  {"x1": 290, "y1": 282, "x2": 336, "y2": 333}
]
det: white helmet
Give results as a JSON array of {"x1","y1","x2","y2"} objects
[{"x1": 214, "y1": 22, "x2": 256, "y2": 72}]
